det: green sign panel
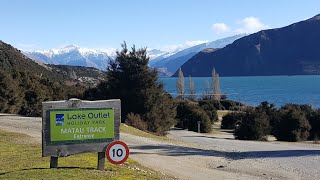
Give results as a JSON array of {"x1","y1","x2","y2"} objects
[{"x1": 49, "y1": 108, "x2": 114, "y2": 144}]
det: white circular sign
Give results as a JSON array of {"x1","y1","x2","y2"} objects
[{"x1": 106, "y1": 141, "x2": 129, "y2": 164}]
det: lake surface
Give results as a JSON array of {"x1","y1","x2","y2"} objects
[{"x1": 160, "y1": 76, "x2": 320, "y2": 107}]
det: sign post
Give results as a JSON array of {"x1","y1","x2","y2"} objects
[{"x1": 42, "y1": 99, "x2": 121, "y2": 170}]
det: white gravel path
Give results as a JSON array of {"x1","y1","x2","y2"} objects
[{"x1": 168, "y1": 128, "x2": 320, "y2": 180}]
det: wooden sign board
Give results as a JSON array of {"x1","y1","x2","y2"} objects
[{"x1": 42, "y1": 99, "x2": 121, "y2": 157}]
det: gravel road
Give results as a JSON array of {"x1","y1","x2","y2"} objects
[
  {"x1": 168, "y1": 128, "x2": 320, "y2": 180},
  {"x1": 1, "y1": 114, "x2": 320, "y2": 180}
]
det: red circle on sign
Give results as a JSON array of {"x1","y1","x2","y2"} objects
[{"x1": 106, "y1": 141, "x2": 130, "y2": 165}]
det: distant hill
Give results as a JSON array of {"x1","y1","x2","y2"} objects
[
  {"x1": 151, "y1": 34, "x2": 245, "y2": 74},
  {"x1": 47, "y1": 64, "x2": 106, "y2": 87},
  {"x1": 173, "y1": 14, "x2": 320, "y2": 77},
  {"x1": 0, "y1": 41, "x2": 98, "y2": 116}
]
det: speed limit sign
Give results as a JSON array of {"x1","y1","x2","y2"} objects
[{"x1": 106, "y1": 141, "x2": 130, "y2": 164}]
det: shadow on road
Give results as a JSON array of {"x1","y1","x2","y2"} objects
[{"x1": 130, "y1": 144, "x2": 320, "y2": 160}]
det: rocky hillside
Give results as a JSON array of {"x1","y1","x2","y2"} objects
[{"x1": 174, "y1": 14, "x2": 320, "y2": 77}]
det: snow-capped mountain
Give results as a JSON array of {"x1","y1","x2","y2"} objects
[
  {"x1": 147, "y1": 49, "x2": 168, "y2": 59},
  {"x1": 24, "y1": 45, "x2": 117, "y2": 70},
  {"x1": 25, "y1": 45, "x2": 170, "y2": 71},
  {"x1": 150, "y1": 34, "x2": 246, "y2": 74},
  {"x1": 24, "y1": 34, "x2": 245, "y2": 73}
]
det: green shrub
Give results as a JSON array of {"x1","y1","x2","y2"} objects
[
  {"x1": 221, "y1": 112, "x2": 244, "y2": 129},
  {"x1": 234, "y1": 109, "x2": 270, "y2": 141},
  {"x1": 220, "y1": 100, "x2": 244, "y2": 110},
  {"x1": 199, "y1": 100, "x2": 224, "y2": 110},
  {"x1": 309, "y1": 109, "x2": 320, "y2": 140},
  {"x1": 274, "y1": 105, "x2": 311, "y2": 142},
  {"x1": 188, "y1": 108, "x2": 212, "y2": 133},
  {"x1": 175, "y1": 101, "x2": 190, "y2": 129},
  {"x1": 256, "y1": 101, "x2": 277, "y2": 135},
  {"x1": 281, "y1": 104, "x2": 313, "y2": 114},
  {"x1": 196, "y1": 100, "x2": 244, "y2": 111},
  {"x1": 175, "y1": 101, "x2": 212, "y2": 133},
  {"x1": 126, "y1": 113, "x2": 147, "y2": 131},
  {"x1": 198, "y1": 100, "x2": 218, "y2": 122}
]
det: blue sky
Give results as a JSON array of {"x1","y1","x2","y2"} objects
[{"x1": 1, "y1": 0, "x2": 319, "y2": 52}]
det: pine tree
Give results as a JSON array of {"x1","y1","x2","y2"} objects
[{"x1": 86, "y1": 42, "x2": 176, "y2": 135}]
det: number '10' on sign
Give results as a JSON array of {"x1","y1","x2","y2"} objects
[{"x1": 106, "y1": 141, "x2": 130, "y2": 164}]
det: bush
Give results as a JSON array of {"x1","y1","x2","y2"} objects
[
  {"x1": 234, "y1": 109, "x2": 270, "y2": 140},
  {"x1": 198, "y1": 100, "x2": 218, "y2": 122},
  {"x1": 220, "y1": 100, "x2": 244, "y2": 110},
  {"x1": 175, "y1": 101, "x2": 212, "y2": 133},
  {"x1": 199, "y1": 100, "x2": 224, "y2": 110},
  {"x1": 175, "y1": 101, "x2": 190, "y2": 129},
  {"x1": 197, "y1": 100, "x2": 245, "y2": 111},
  {"x1": 273, "y1": 106, "x2": 311, "y2": 142},
  {"x1": 188, "y1": 108, "x2": 212, "y2": 133},
  {"x1": 256, "y1": 101, "x2": 277, "y2": 135},
  {"x1": 308, "y1": 109, "x2": 320, "y2": 140},
  {"x1": 125, "y1": 113, "x2": 147, "y2": 131},
  {"x1": 221, "y1": 112, "x2": 244, "y2": 129}
]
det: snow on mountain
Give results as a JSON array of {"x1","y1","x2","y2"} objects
[
  {"x1": 24, "y1": 35, "x2": 245, "y2": 73},
  {"x1": 147, "y1": 49, "x2": 169, "y2": 60},
  {"x1": 150, "y1": 34, "x2": 247, "y2": 74},
  {"x1": 25, "y1": 45, "x2": 170, "y2": 70},
  {"x1": 24, "y1": 45, "x2": 117, "y2": 70}
]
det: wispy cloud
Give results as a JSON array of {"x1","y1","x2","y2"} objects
[
  {"x1": 211, "y1": 23, "x2": 230, "y2": 34},
  {"x1": 235, "y1": 17, "x2": 268, "y2": 34},
  {"x1": 211, "y1": 16, "x2": 268, "y2": 35},
  {"x1": 159, "y1": 40, "x2": 208, "y2": 52}
]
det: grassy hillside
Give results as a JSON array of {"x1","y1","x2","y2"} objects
[{"x1": 0, "y1": 130, "x2": 162, "y2": 179}]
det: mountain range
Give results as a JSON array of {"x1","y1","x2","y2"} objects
[
  {"x1": 24, "y1": 45, "x2": 116, "y2": 71},
  {"x1": 173, "y1": 14, "x2": 320, "y2": 77},
  {"x1": 24, "y1": 35, "x2": 244, "y2": 75}
]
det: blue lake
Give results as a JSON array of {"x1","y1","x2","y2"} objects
[{"x1": 160, "y1": 76, "x2": 320, "y2": 107}]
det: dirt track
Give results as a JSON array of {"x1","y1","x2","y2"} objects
[{"x1": 1, "y1": 114, "x2": 320, "y2": 180}]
